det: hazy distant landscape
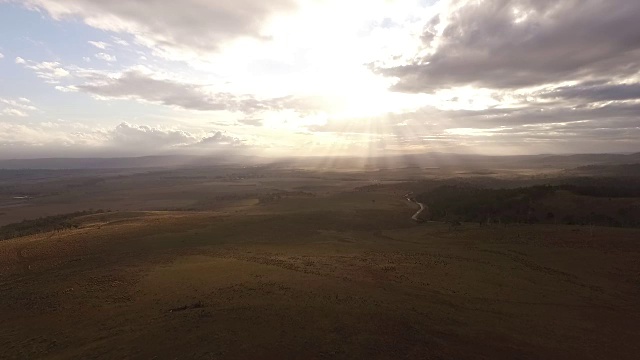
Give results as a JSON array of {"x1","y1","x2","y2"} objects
[{"x1": 1, "y1": 153, "x2": 639, "y2": 359}]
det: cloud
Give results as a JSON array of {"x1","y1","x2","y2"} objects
[
  {"x1": 4, "y1": 0, "x2": 639, "y2": 157},
  {"x1": 307, "y1": 95, "x2": 640, "y2": 154},
  {"x1": 110, "y1": 122, "x2": 196, "y2": 147},
  {"x1": 0, "y1": 52, "x2": 4, "y2": 59},
  {"x1": 108, "y1": 123, "x2": 246, "y2": 152},
  {"x1": 540, "y1": 81, "x2": 640, "y2": 102},
  {"x1": 15, "y1": 57, "x2": 70, "y2": 83},
  {"x1": 379, "y1": 0, "x2": 640, "y2": 92},
  {"x1": 23, "y1": 0, "x2": 297, "y2": 58},
  {"x1": 94, "y1": 52, "x2": 117, "y2": 62},
  {"x1": 0, "y1": 121, "x2": 249, "y2": 158},
  {"x1": 74, "y1": 69, "x2": 312, "y2": 114},
  {"x1": 238, "y1": 118, "x2": 263, "y2": 127},
  {"x1": 194, "y1": 131, "x2": 245, "y2": 147},
  {"x1": 0, "y1": 97, "x2": 37, "y2": 117},
  {"x1": 363, "y1": 0, "x2": 640, "y2": 155},
  {"x1": 88, "y1": 40, "x2": 110, "y2": 49},
  {"x1": 2, "y1": 109, "x2": 28, "y2": 117},
  {"x1": 111, "y1": 37, "x2": 129, "y2": 46}
]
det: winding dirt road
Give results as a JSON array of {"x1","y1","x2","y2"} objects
[
  {"x1": 405, "y1": 193, "x2": 427, "y2": 222},
  {"x1": 411, "y1": 202, "x2": 426, "y2": 221}
]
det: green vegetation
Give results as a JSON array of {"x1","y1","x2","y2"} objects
[{"x1": 0, "y1": 210, "x2": 105, "y2": 241}]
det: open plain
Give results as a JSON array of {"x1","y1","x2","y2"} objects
[{"x1": 1, "y1": 162, "x2": 639, "y2": 359}]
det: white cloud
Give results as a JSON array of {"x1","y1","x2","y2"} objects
[
  {"x1": 0, "y1": 52, "x2": 4, "y2": 59},
  {"x1": 111, "y1": 122, "x2": 196, "y2": 147},
  {"x1": 0, "y1": 121, "x2": 248, "y2": 158},
  {"x1": 88, "y1": 41, "x2": 110, "y2": 49},
  {"x1": 0, "y1": 97, "x2": 37, "y2": 117},
  {"x1": 2, "y1": 108, "x2": 28, "y2": 117},
  {"x1": 111, "y1": 37, "x2": 129, "y2": 46},
  {"x1": 94, "y1": 52, "x2": 117, "y2": 62},
  {"x1": 72, "y1": 68, "x2": 319, "y2": 114},
  {"x1": 195, "y1": 131, "x2": 244, "y2": 147},
  {"x1": 15, "y1": 57, "x2": 70, "y2": 83},
  {"x1": 54, "y1": 85, "x2": 78, "y2": 93},
  {"x1": 23, "y1": 0, "x2": 297, "y2": 59}
]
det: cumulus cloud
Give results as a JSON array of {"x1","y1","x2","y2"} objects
[
  {"x1": 0, "y1": 120, "x2": 249, "y2": 158},
  {"x1": 111, "y1": 37, "x2": 129, "y2": 46},
  {"x1": 0, "y1": 97, "x2": 37, "y2": 117},
  {"x1": 2, "y1": 109, "x2": 28, "y2": 117},
  {"x1": 94, "y1": 52, "x2": 117, "y2": 62},
  {"x1": 15, "y1": 57, "x2": 70, "y2": 83},
  {"x1": 107, "y1": 123, "x2": 246, "y2": 152},
  {"x1": 0, "y1": 120, "x2": 103, "y2": 160},
  {"x1": 109, "y1": 123, "x2": 247, "y2": 153},
  {"x1": 88, "y1": 41, "x2": 110, "y2": 49},
  {"x1": 379, "y1": 0, "x2": 640, "y2": 92},
  {"x1": 22, "y1": 0, "x2": 296, "y2": 57},
  {"x1": 110, "y1": 122, "x2": 196, "y2": 148},
  {"x1": 195, "y1": 131, "x2": 245, "y2": 147}
]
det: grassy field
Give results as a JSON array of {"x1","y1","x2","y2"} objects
[{"x1": 1, "y1": 184, "x2": 639, "y2": 359}]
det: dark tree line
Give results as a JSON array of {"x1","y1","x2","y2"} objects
[
  {"x1": 415, "y1": 184, "x2": 640, "y2": 227},
  {"x1": 416, "y1": 185, "x2": 555, "y2": 225},
  {"x1": 0, "y1": 210, "x2": 105, "y2": 241}
]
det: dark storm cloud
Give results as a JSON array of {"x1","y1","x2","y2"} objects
[
  {"x1": 379, "y1": 0, "x2": 640, "y2": 92},
  {"x1": 23, "y1": 0, "x2": 296, "y2": 54},
  {"x1": 76, "y1": 71, "x2": 303, "y2": 114}
]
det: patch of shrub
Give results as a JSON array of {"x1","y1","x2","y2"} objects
[{"x1": 0, "y1": 210, "x2": 105, "y2": 241}]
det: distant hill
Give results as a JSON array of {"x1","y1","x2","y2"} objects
[
  {"x1": 1, "y1": 152, "x2": 639, "y2": 170},
  {"x1": 535, "y1": 153, "x2": 640, "y2": 167},
  {"x1": 0, "y1": 155, "x2": 264, "y2": 170},
  {"x1": 284, "y1": 152, "x2": 640, "y2": 170},
  {"x1": 567, "y1": 163, "x2": 640, "y2": 176}
]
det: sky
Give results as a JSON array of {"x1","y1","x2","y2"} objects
[{"x1": 0, "y1": 0, "x2": 639, "y2": 159}]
